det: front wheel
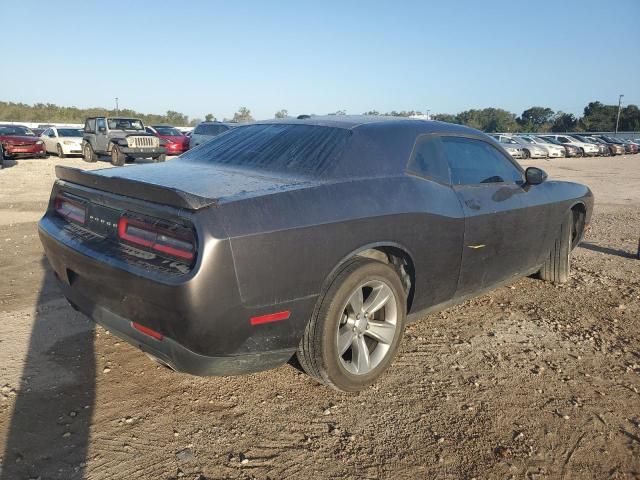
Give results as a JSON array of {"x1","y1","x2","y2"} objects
[
  {"x1": 297, "y1": 258, "x2": 406, "y2": 392},
  {"x1": 522, "y1": 149, "x2": 530, "y2": 159},
  {"x1": 111, "y1": 146, "x2": 125, "y2": 166},
  {"x1": 154, "y1": 153, "x2": 166, "y2": 162},
  {"x1": 538, "y1": 210, "x2": 573, "y2": 284},
  {"x1": 83, "y1": 142, "x2": 97, "y2": 163},
  {"x1": 57, "y1": 144, "x2": 65, "y2": 158}
]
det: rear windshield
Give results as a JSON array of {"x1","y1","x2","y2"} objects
[
  {"x1": 180, "y1": 124, "x2": 351, "y2": 176},
  {"x1": 193, "y1": 124, "x2": 230, "y2": 136}
]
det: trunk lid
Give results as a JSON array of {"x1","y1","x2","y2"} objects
[{"x1": 56, "y1": 161, "x2": 319, "y2": 210}]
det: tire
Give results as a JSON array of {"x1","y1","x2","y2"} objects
[
  {"x1": 0, "y1": 145, "x2": 4, "y2": 169},
  {"x1": 56, "y1": 144, "x2": 65, "y2": 158},
  {"x1": 154, "y1": 153, "x2": 166, "y2": 162},
  {"x1": 538, "y1": 210, "x2": 573, "y2": 284},
  {"x1": 83, "y1": 142, "x2": 97, "y2": 163},
  {"x1": 111, "y1": 145, "x2": 125, "y2": 166},
  {"x1": 578, "y1": 148, "x2": 585, "y2": 157},
  {"x1": 296, "y1": 258, "x2": 407, "y2": 392},
  {"x1": 522, "y1": 149, "x2": 530, "y2": 159}
]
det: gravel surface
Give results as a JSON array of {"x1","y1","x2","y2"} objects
[{"x1": 0, "y1": 154, "x2": 639, "y2": 479}]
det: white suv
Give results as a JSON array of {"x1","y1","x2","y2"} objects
[{"x1": 541, "y1": 134, "x2": 599, "y2": 157}]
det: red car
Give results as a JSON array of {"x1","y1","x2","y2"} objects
[
  {"x1": 0, "y1": 125, "x2": 46, "y2": 160},
  {"x1": 146, "y1": 125, "x2": 190, "y2": 156}
]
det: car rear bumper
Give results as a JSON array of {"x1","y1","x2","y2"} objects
[
  {"x1": 58, "y1": 276, "x2": 294, "y2": 376},
  {"x1": 38, "y1": 217, "x2": 311, "y2": 375}
]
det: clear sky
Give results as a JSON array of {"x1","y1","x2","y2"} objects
[{"x1": 2, "y1": 0, "x2": 638, "y2": 120}]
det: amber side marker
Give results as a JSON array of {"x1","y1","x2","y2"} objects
[{"x1": 250, "y1": 310, "x2": 291, "y2": 326}]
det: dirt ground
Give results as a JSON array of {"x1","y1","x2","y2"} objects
[{"x1": 0, "y1": 153, "x2": 639, "y2": 480}]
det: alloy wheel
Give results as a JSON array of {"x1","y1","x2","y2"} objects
[{"x1": 336, "y1": 280, "x2": 398, "y2": 375}]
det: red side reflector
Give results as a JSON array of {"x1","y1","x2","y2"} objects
[
  {"x1": 131, "y1": 322, "x2": 164, "y2": 341},
  {"x1": 250, "y1": 310, "x2": 290, "y2": 326}
]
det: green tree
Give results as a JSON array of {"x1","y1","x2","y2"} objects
[
  {"x1": 232, "y1": 107, "x2": 254, "y2": 123},
  {"x1": 431, "y1": 113, "x2": 458, "y2": 123},
  {"x1": 274, "y1": 109, "x2": 288, "y2": 119},
  {"x1": 204, "y1": 113, "x2": 216, "y2": 122},
  {"x1": 328, "y1": 110, "x2": 347, "y2": 116},
  {"x1": 551, "y1": 112, "x2": 578, "y2": 132},
  {"x1": 620, "y1": 105, "x2": 640, "y2": 131},
  {"x1": 580, "y1": 101, "x2": 617, "y2": 131},
  {"x1": 362, "y1": 110, "x2": 380, "y2": 116},
  {"x1": 517, "y1": 106, "x2": 554, "y2": 132}
]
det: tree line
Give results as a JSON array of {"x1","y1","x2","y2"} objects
[
  {"x1": 0, "y1": 101, "x2": 255, "y2": 127},
  {"x1": 317, "y1": 102, "x2": 639, "y2": 133},
  {"x1": 1, "y1": 99, "x2": 638, "y2": 132},
  {"x1": 429, "y1": 102, "x2": 640, "y2": 133}
]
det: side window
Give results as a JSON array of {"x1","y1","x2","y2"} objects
[
  {"x1": 85, "y1": 119, "x2": 96, "y2": 133},
  {"x1": 193, "y1": 124, "x2": 204, "y2": 134},
  {"x1": 96, "y1": 118, "x2": 106, "y2": 131},
  {"x1": 407, "y1": 135, "x2": 450, "y2": 184},
  {"x1": 441, "y1": 136, "x2": 523, "y2": 185},
  {"x1": 557, "y1": 136, "x2": 569, "y2": 143},
  {"x1": 49, "y1": 129, "x2": 57, "y2": 137}
]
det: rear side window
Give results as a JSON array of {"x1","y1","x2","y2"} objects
[
  {"x1": 407, "y1": 135, "x2": 450, "y2": 184},
  {"x1": 84, "y1": 119, "x2": 96, "y2": 133},
  {"x1": 194, "y1": 124, "x2": 229, "y2": 136},
  {"x1": 180, "y1": 124, "x2": 351, "y2": 176},
  {"x1": 441, "y1": 136, "x2": 523, "y2": 185}
]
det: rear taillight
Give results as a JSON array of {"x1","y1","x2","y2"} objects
[
  {"x1": 117, "y1": 216, "x2": 195, "y2": 261},
  {"x1": 54, "y1": 195, "x2": 86, "y2": 224}
]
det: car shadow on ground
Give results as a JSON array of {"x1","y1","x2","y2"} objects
[
  {"x1": 1, "y1": 257, "x2": 96, "y2": 480},
  {"x1": 579, "y1": 242, "x2": 638, "y2": 260},
  {"x1": 0, "y1": 159, "x2": 18, "y2": 170}
]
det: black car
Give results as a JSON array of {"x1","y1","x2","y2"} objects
[{"x1": 38, "y1": 117, "x2": 593, "y2": 391}]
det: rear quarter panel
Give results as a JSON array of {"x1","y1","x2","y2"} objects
[{"x1": 219, "y1": 175, "x2": 465, "y2": 312}]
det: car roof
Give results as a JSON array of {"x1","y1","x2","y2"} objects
[{"x1": 251, "y1": 115, "x2": 482, "y2": 135}]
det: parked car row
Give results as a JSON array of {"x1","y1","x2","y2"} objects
[
  {"x1": 491, "y1": 133, "x2": 639, "y2": 159},
  {"x1": 0, "y1": 118, "x2": 238, "y2": 167}
]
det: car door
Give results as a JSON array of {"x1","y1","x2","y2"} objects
[
  {"x1": 405, "y1": 134, "x2": 465, "y2": 309},
  {"x1": 95, "y1": 118, "x2": 108, "y2": 152},
  {"x1": 440, "y1": 135, "x2": 551, "y2": 297}
]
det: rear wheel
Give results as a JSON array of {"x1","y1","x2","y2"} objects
[
  {"x1": 83, "y1": 142, "x2": 97, "y2": 163},
  {"x1": 538, "y1": 210, "x2": 573, "y2": 284},
  {"x1": 56, "y1": 144, "x2": 65, "y2": 158},
  {"x1": 111, "y1": 146, "x2": 125, "y2": 166},
  {"x1": 297, "y1": 258, "x2": 406, "y2": 392}
]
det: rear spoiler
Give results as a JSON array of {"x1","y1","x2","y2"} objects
[{"x1": 55, "y1": 166, "x2": 217, "y2": 210}]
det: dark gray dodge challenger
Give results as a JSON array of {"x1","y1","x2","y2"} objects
[{"x1": 39, "y1": 116, "x2": 593, "y2": 391}]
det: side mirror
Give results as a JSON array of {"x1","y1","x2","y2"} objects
[{"x1": 525, "y1": 167, "x2": 547, "y2": 185}]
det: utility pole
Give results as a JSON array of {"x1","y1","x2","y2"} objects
[
  {"x1": 615, "y1": 94, "x2": 623, "y2": 136},
  {"x1": 426, "y1": 109, "x2": 431, "y2": 120},
  {"x1": 115, "y1": 97, "x2": 119, "y2": 115}
]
